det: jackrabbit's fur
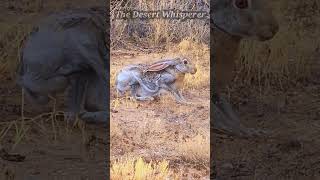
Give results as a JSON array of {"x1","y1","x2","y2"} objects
[
  {"x1": 17, "y1": 7, "x2": 108, "y2": 123},
  {"x1": 116, "y1": 57, "x2": 197, "y2": 104},
  {"x1": 211, "y1": 0, "x2": 279, "y2": 137}
]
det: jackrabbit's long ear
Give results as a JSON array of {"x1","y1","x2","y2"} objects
[{"x1": 144, "y1": 61, "x2": 171, "y2": 72}]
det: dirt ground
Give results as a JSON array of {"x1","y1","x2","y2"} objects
[
  {"x1": 214, "y1": 73, "x2": 320, "y2": 179},
  {"x1": 110, "y1": 51, "x2": 210, "y2": 179}
]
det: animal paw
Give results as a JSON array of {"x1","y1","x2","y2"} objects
[
  {"x1": 135, "y1": 96, "x2": 154, "y2": 101},
  {"x1": 177, "y1": 100, "x2": 191, "y2": 105}
]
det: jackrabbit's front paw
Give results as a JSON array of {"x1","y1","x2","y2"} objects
[
  {"x1": 135, "y1": 96, "x2": 154, "y2": 101},
  {"x1": 177, "y1": 100, "x2": 191, "y2": 105}
]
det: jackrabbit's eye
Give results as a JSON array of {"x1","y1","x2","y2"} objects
[
  {"x1": 234, "y1": 0, "x2": 249, "y2": 9},
  {"x1": 183, "y1": 60, "x2": 188, "y2": 65}
]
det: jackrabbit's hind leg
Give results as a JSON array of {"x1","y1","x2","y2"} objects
[
  {"x1": 116, "y1": 89, "x2": 125, "y2": 97},
  {"x1": 21, "y1": 74, "x2": 68, "y2": 95},
  {"x1": 134, "y1": 95, "x2": 154, "y2": 101},
  {"x1": 116, "y1": 83, "x2": 130, "y2": 97},
  {"x1": 130, "y1": 84, "x2": 154, "y2": 101},
  {"x1": 78, "y1": 75, "x2": 109, "y2": 124},
  {"x1": 130, "y1": 84, "x2": 138, "y2": 97},
  {"x1": 65, "y1": 75, "x2": 87, "y2": 123},
  {"x1": 79, "y1": 110, "x2": 108, "y2": 124},
  {"x1": 23, "y1": 87, "x2": 50, "y2": 106},
  {"x1": 215, "y1": 95, "x2": 240, "y2": 124},
  {"x1": 20, "y1": 74, "x2": 68, "y2": 112}
]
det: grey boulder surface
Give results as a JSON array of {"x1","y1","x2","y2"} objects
[{"x1": 16, "y1": 7, "x2": 109, "y2": 123}]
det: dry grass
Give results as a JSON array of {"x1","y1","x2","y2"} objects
[
  {"x1": 179, "y1": 39, "x2": 210, "y2": 89},
  {"x1": 110, "y1": 99, "x2": 210, "y2": 178},
  {"x1": 6, "y1": 0, "x2": 43, "y2": 13},
  {"x1": 236, "y1": 0, "x2": 320, "y2": 89},
  {"x1": 0, "y1": 23, "x2": 32, "y2": 80},
  {"x1": 111, "y1": 0, "x2": 209, "y2": 50},
  {"x1": 110, "y1": 67, "x2": 119, "y2": 89},
  {"x1": 0, "y1": 110, "x2": 89, "y2": 151},
  {"x1": 111, "y1": 156, "x2": 181, "y2": 180},
  {"x1": 175, "y1": 133, "x2": 210, "y2": 165},
  {"x1": 0, "y1": 89, "x2": 89, "y2": 150},
  {"x1": 0, "y1": 0, "x2": 48, "y2": 81}
]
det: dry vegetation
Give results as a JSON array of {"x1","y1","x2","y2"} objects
[
  {"x1": 111, "y1": 157, "x2": 180, "y2": 179},
  {"x1": 110, "y1": 0, "x2": 209, "y2": 51},
  {"x1": 236, "y1": 0, "x2": 320, "y2": 89},
  {"x1": 0, "y1": 20, "x2": 32, "y2": 80}
]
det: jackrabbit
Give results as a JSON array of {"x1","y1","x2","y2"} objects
[
  {"x1": 116, "y1": 57, "x2": 197, "y2": 104},
  {"x1": 17, "y1": 7, "x2": 108, "y2": 123},
  {"x1": 211, "y1": 0, "x2": 279, "y2": 137}
]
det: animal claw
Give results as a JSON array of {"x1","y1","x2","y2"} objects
[{"x1": 213, "y1": 95, "x2": 268, "y2": 138}]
